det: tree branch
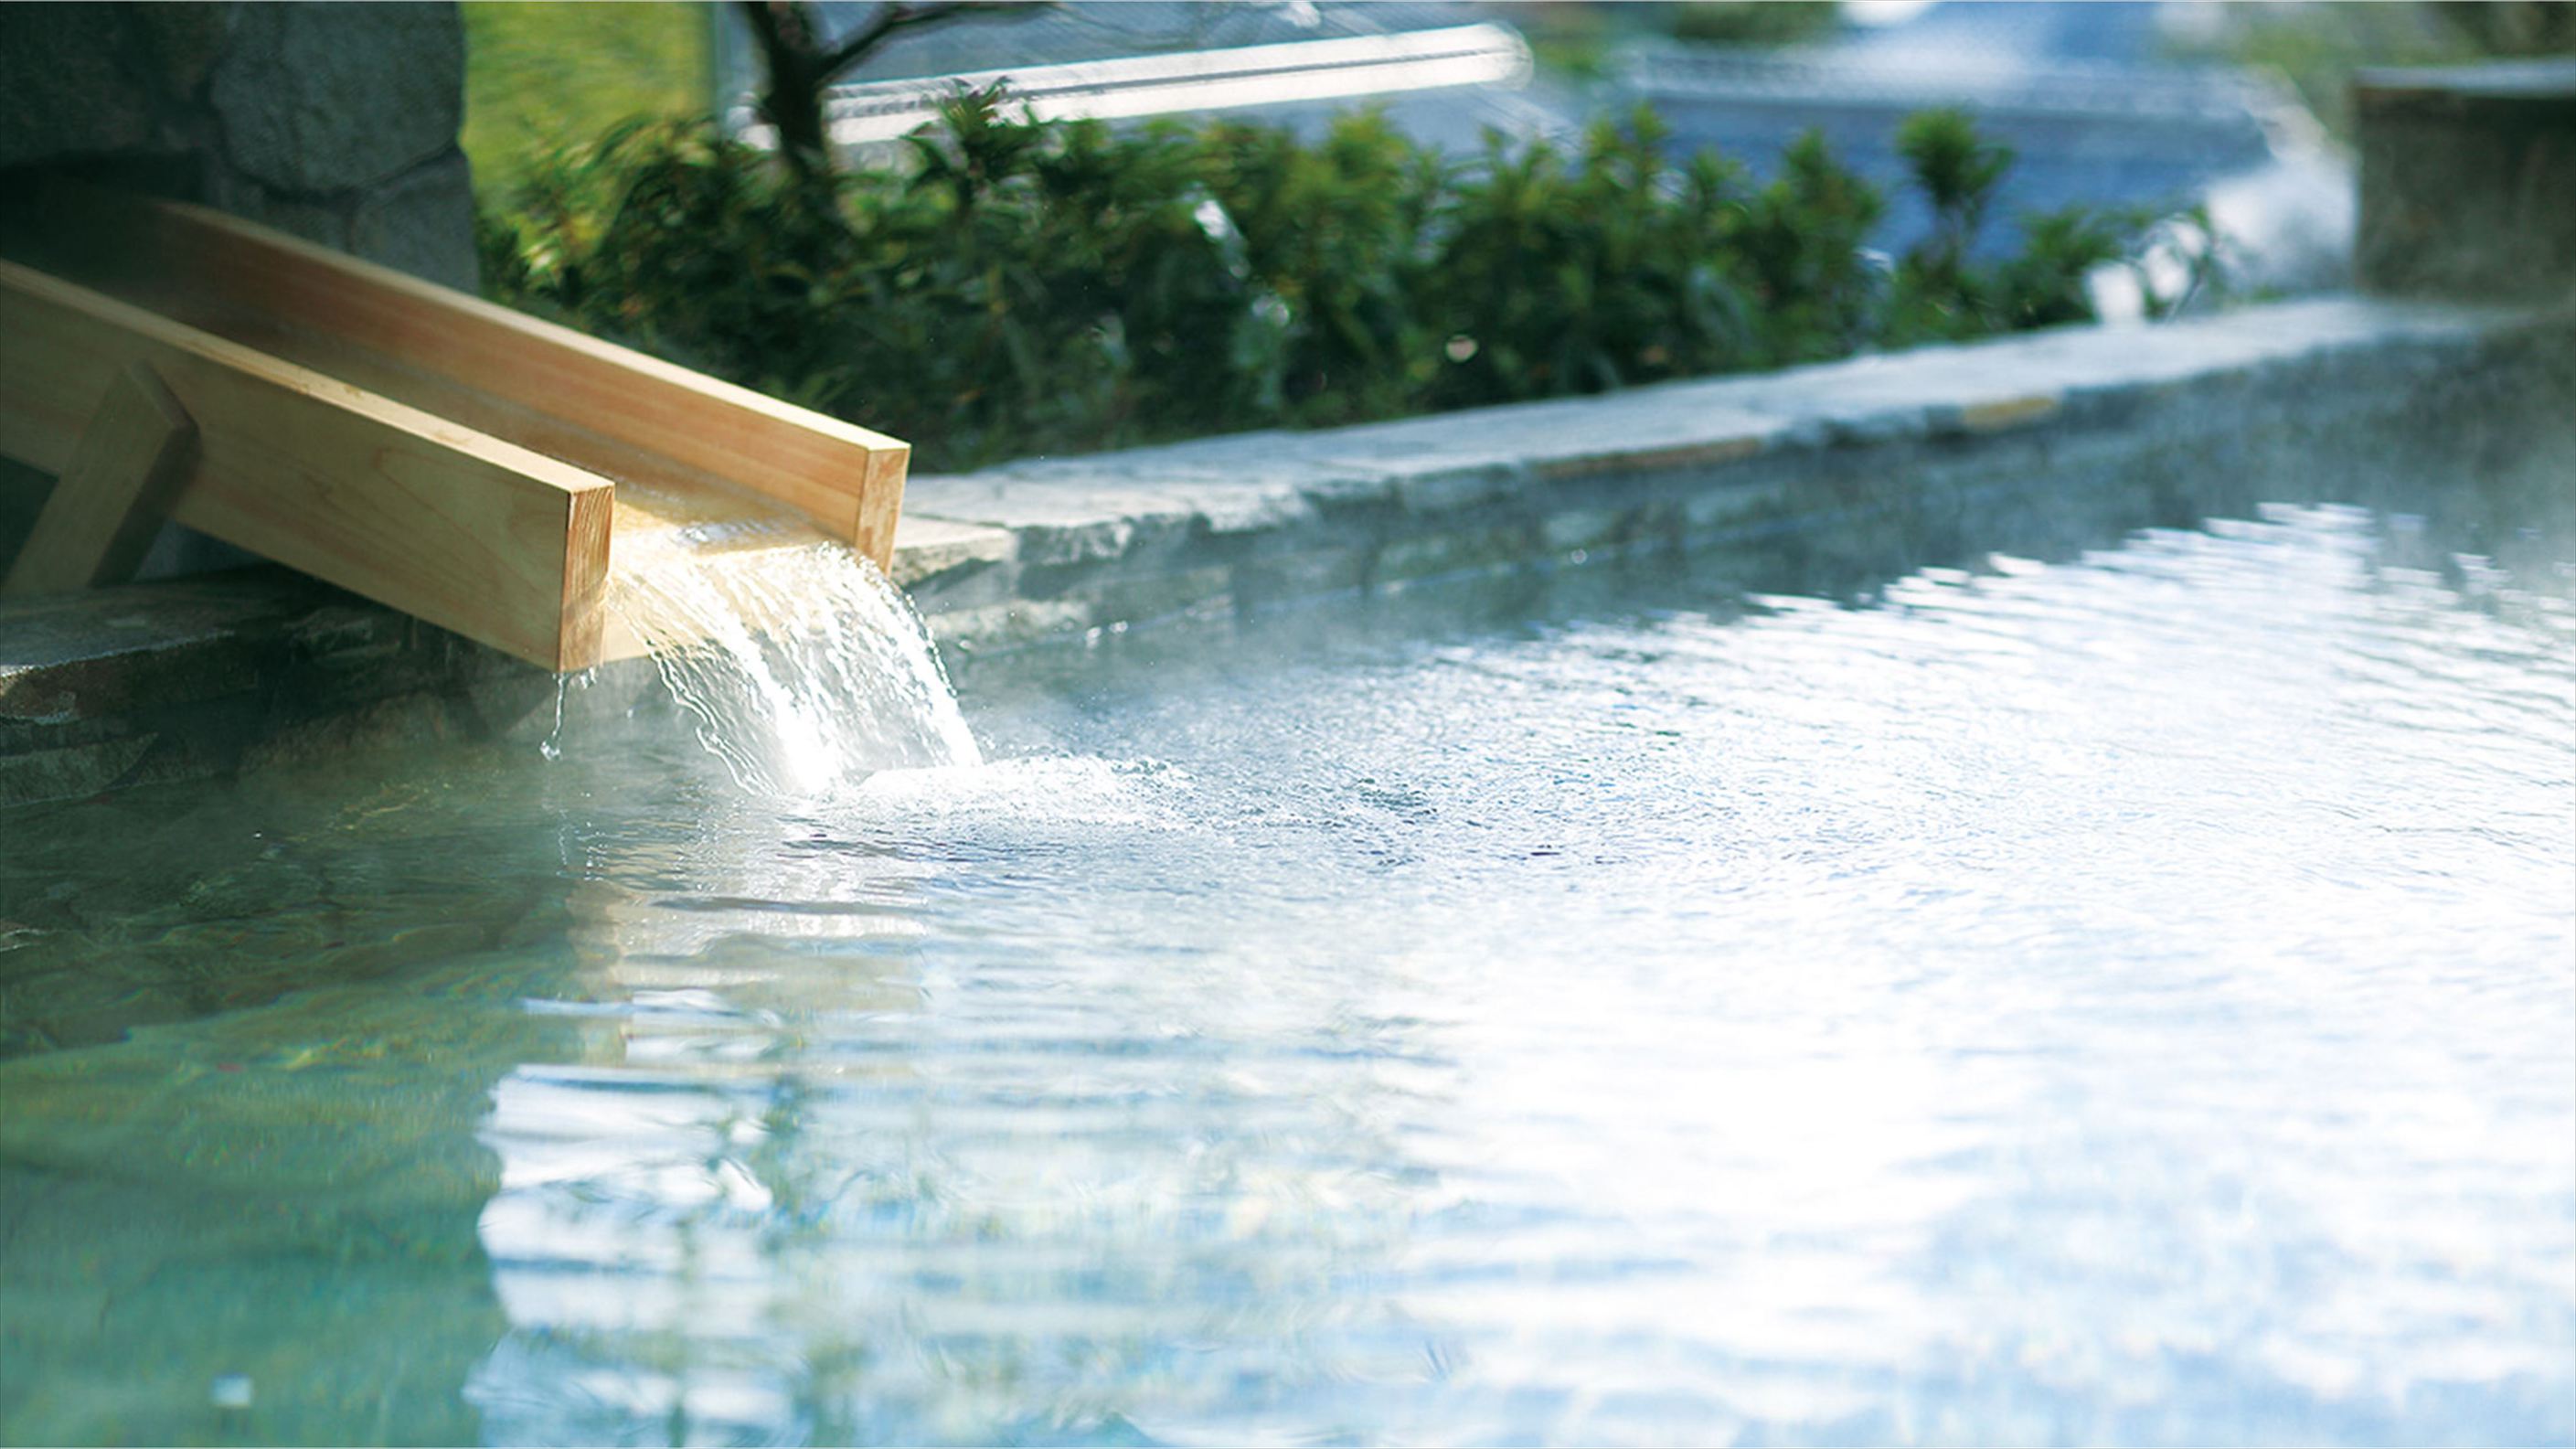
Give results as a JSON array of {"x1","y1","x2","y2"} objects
[
  {"x1": 733, "y1": 0, "x2": 1051, "y2": 184},
  {"x1": 817, "y1": 2, "x2": 1040, "y2": 85}
]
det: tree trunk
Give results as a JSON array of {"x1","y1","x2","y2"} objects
[
  {"x1": 740, "y1": 1, "x2": 835, "y2": 184},
  {"x1": 734, "y1": 1, "x2": 1038, "y2": 185}
]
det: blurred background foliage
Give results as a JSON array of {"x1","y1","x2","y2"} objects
[
  {"x1": 1515, "y1": 1, "x2": 1840, "y2": 80},
  {"x1": 461, "y1": 1, "x2": 714, "y2": 194},
  {"x1": 456, "y1": 3, "x2": 2576, "y2": 190},
  {"x1": 480, "y1": 97, "x2": 2159, "y2": 471},
  {"x1": 457, "y1": 1, "x2": 2567, "y2": 471}
]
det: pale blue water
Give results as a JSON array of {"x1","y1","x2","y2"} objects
[{"x1": 2, "y1": 503, "x2": 2571, "y2": 1445}]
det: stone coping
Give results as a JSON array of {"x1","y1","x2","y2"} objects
[
  {"x1": 889, "y1": 295, "x2": 2565, "y2": 641},
  {"x1": 2355, "y1": 59, "x2": 2576, "y2": 111},
  {"x1": 4, "y1": 293, "x2": 2569, "y2": 809}
]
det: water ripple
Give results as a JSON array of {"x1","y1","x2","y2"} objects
[{"x1": 0, "y1": 505, "x2": 2567, "y2": 1444}]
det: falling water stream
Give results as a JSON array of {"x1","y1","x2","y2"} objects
[{"x1": 603, "y1": 515, "x2": 981, "y2": 793}]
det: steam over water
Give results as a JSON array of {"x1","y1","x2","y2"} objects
[{"x1": 605, "y1": 527, "x2": 981, "y2": 792}]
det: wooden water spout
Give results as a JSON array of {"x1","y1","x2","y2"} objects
[{"x1": 0, "y1": 186, "x2": 908, "y2": 671}]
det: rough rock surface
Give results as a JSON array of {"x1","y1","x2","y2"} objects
[
  {"x1": 0, "y1": 4, "x2": 163, "y2": 169},
  {"x1": 346, "y1": 148, "x2": 479, "y2": 292},
  {"x1": 0, "y1": 1, "x2": 480, "y2": 580},
  {"x1": 209, "y1": 1, "x2": 463, "y2": 194},
  {"x1": 0, "y1": 2, "x2": 473, "y2": 284}
]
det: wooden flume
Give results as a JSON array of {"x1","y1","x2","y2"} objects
[{"x1": 0, "y1": 186, "x2": 910, "y2": 671}]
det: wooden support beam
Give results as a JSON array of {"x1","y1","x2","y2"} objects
[
  {"x1": 0, "y1": 184, "x2": 921, "y2": 672},
  {"x1": 11, "y1": 185, "x2": 910, "y2": 570},
  {"x1": 2, "y1": 362, "x2": 197, "y2": 597},
  {"x1": 0, "y1": 260, "x2": 615, "y2": 670}
]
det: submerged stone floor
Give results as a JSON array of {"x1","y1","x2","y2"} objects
[{"x1": 2, "y1": 293, "x2": 2570, "y2": 809}]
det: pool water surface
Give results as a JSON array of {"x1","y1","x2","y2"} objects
[{"x1": 1, "y1": 502, "x2": 2570, "y2": 1445}]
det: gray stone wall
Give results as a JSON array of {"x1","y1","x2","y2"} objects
[
  {"x1": 2356, "y1": 60, "x2": 2576, "y2": 301},
  {"x1": 0, "y1": 2, "x2": 477, "y2": 581},
  {"x1": 0, "y1": 2, "x2": 474, "y2": 291}
]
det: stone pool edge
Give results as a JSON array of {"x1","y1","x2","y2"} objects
[
  {"x1": 890, "y1": 295, "x2": 2571, "y2": 649},
  {"x1": 3, "y1": 293, "x2": 2569, "y2": 809}
]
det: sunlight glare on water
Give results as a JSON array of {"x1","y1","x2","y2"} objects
[{"x1": 0, "y1": 502, "x2": 2568, "y2": 1446}]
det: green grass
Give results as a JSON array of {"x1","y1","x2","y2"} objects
[{"x1": 462, "y1": 2, "x2": 716, "y2": 195}]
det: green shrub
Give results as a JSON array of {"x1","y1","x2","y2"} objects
[
  {"x1": 1666, "y1": 2, "x2": 1842, "y2": 48},
  {"x1": 1732, "y1": 130, "x2": 1884, "y2": 363},
  {"x1": 480, "y1": 95, "x2": 2187, "y2": 472},
  {"x1": 1421, "y1": 110, "x2": 1744, "y2": 405},
  {"x1": 1880, "y1": 108, "x2": 2155, "y2": 346},
  {"x1": 1197, "y1": 110, "x2": 1441, "y2": 424}
]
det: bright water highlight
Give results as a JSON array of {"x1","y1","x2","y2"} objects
[
  {"x1": 0, "y1": 503, "x2": 2569, "y2": 1444},
  {"x1": 607, "y1": 516, "x2": 981, "y2": 792}
]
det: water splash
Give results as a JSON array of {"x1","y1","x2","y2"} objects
[{"x1": 606, "y1": 518, "x2": 981, "y2": 794}]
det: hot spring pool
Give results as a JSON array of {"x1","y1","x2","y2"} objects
[{"x1": 1, "y1": 502, "x2": 2570, "y2": 1445}]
